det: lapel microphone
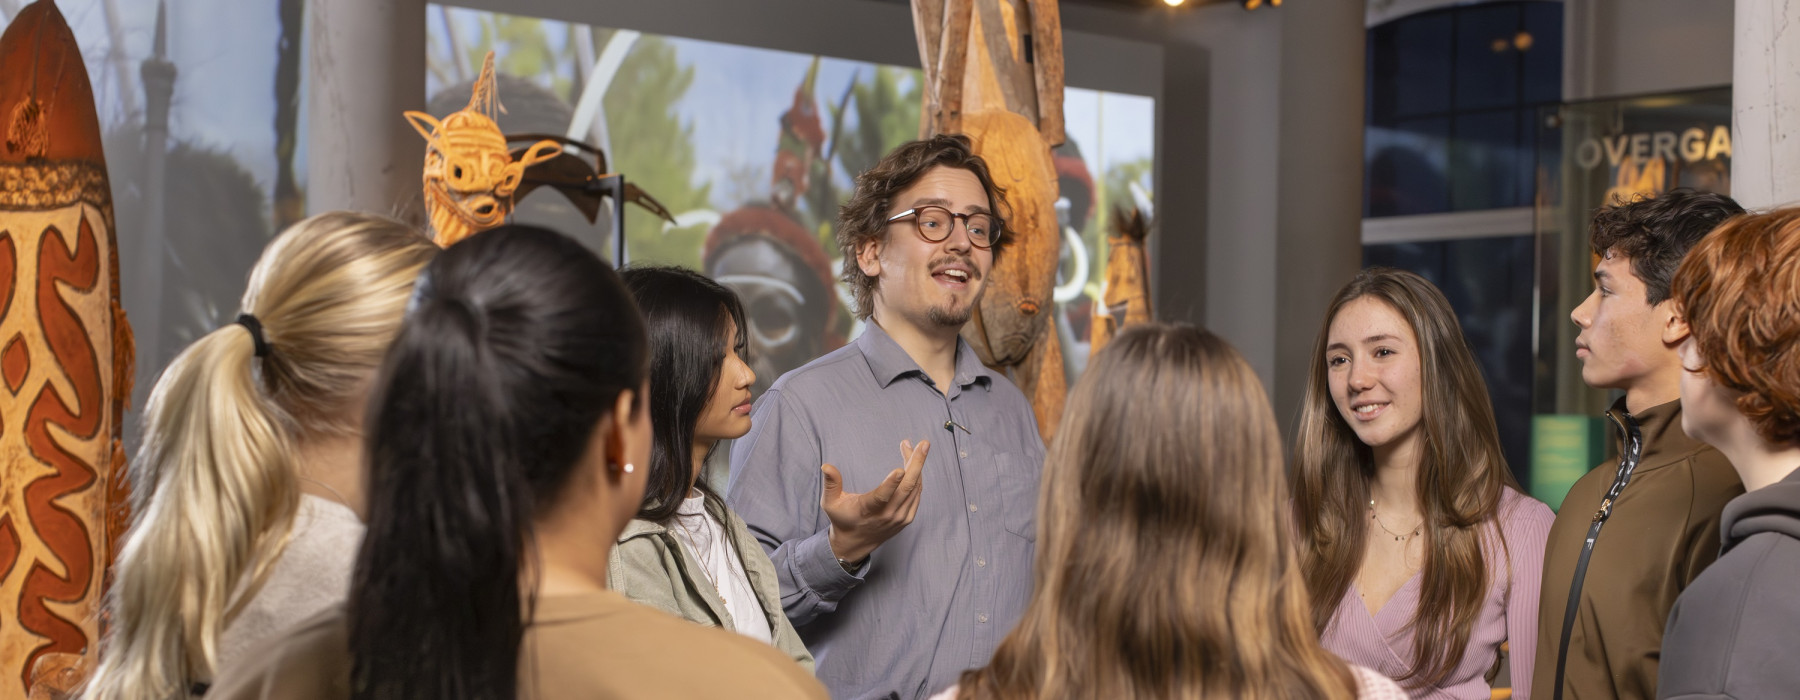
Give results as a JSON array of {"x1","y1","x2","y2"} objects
[{"x1": 944, "y1": 419, "x2": 972, "y2": 434}]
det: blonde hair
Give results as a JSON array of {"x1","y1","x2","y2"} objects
[
  {"x1": 958, "y1": 323, "x2": 1357, "y2": 700},
  {"x1": 85, "y1": 212, "x2": 436, "y2": 699}
]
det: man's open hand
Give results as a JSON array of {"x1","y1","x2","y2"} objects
[{"x1": 821, "y1": 439, "x2": 929, "y2": 565}]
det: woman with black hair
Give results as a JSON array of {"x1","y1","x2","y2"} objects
[
  {"x1": 208, "y1": 226, "x2": 825, "y2": 700},
  {"x1": 609, "y1": 266, "x2": 813, "y2": 668}
]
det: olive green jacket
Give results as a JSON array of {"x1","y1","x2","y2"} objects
[{"x1": 607, "y1": 496, "x2": 814, "y2": 672}]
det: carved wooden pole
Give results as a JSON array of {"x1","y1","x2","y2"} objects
[
  {"x1": 0, "y1": 2, "x2": 136, "y2": 697},
  {"x1": 913, "y1": 0, "x2": 1068, "y2": 441}
]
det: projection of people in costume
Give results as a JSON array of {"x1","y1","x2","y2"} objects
[{"x1": 704, "y1": 61, "x2": 847, "y2": 398}]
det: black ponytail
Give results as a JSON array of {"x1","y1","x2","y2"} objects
[{"x1": 349, "y1": 226, "x2": 646, "y2": 700}]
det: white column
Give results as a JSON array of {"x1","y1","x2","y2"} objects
[
  {"x1": 306, "y1": 0, "x2": 427, "y2": 218},
  {"x1": 1733, "y1": 0, "x2": 1800, "y2": 210}
]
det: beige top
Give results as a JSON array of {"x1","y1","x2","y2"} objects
[
  {"x1": 208, "y1": 589, "x2": 827, "y2": 700},
  {"x1": 217, "y1": 495, "x2": 363, "y2": 675}
]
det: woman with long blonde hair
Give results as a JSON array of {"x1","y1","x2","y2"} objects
[
  {"x1": 937, "y1": 323, "x2": 1403, "y2": 700},
  {"x1": 1293, "y1": 267, "x2": 1552, "y2": 698},
  {"x1": 84, "y1": 212, "x2": 437, "y2": 698}
]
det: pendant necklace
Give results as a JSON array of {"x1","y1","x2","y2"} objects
[{"x1": 1368, "y1": 498, "x2": 1423, "y2": 542}]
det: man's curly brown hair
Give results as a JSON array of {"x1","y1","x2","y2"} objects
[
  {"x1": 1588, "y1": 188, "x2": 1744, "y2": 305},
  {"x1": 835, "y1": 134, "x2": 1009, "y2": 319},
  {"x1": 1672, "y1": 207, "x2": 1800, "y2": 447}
]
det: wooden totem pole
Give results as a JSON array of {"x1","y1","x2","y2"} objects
[
  {"x1": 1089, "y1": 207, "x2": 1153, "y2": 357},
  {"x1": 913, "y1": 0, "x2": 1068, "y2": 441},
  {"x1": 0, "y1": 2, "x2": 136, "y2": 697}
]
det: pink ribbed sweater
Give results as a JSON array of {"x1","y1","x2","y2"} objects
[{"x1": 1320, "y1": 489, "x2": 1554, "y2": 700}]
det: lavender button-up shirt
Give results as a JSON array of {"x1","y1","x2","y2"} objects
[{"x1": 728, "y1": 322, "x2": 1044, "y2": 700}]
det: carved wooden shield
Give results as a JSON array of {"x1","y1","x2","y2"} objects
[{"x1": 0, "y1": 2, "x2": 135, "y2": 697}]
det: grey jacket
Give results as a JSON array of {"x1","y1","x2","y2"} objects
[
  {"x1": 607, "y1": 496, "x2": 814, "y2": 671},
  {"x1": 1657, "y1": 466, "x2": 1800, "y2": 699}
]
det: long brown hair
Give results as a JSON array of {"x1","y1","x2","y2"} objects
[
  {"x1": 1292, "y1": 267, "x2": 1518, "y2": 687},
  {"x1": 959, "y1": 323, "x2": 1357, "y2": 700}
]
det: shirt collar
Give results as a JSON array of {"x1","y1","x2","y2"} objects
[
  {"x1": 856, "y1": 320, "x2": 997, "y2": 392},
  {"x1": 1607, "y1": 395, "x2": 1711, "y2": 472}
]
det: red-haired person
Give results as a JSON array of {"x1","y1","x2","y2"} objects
[{"x1": 1656, "y1": 207, "x2": 1800, "y2": 698}]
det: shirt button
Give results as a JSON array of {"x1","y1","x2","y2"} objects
[
  {"x1": 976, "y1": 558, "x2": 987, "y2": 567},
  {"x1": 978, "y1": 614, "x2": 989, "y2": 623},
  {"x1": 968, "y1": 503, "x2": 978, "y2": 512},
  {"x1": 960, "y1": 451, "x2": 968, "y2": 458}
]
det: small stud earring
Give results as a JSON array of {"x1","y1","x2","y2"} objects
[{"x1": 623, "y1": 463, "x2": 635, "y2": 474}]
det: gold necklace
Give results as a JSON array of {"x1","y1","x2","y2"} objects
[{"x1": 1368, "y1": 498, "x2": 1423, "y2": 542}]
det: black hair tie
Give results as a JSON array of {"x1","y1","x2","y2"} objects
[{"x1": 235, "y1": 313, "x2": 270, "y2": 358}]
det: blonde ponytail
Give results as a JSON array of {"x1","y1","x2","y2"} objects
[{"x1": 84, "y1": 212, "x2": 436, "y2": 699}]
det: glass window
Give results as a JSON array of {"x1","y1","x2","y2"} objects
[
  {"x1": 1367, "y1": 118, "x2": 1450, "y2": 216},
  {"x1": 1454, "y1": 4, "x2": 1523, "y2": 111},
  {"x1": 1365, "y1": 1, "x2": 1563, "y2": 217},
  {"x1": 1368, "y1": 13, "x2": 1454, "y2": 121}
]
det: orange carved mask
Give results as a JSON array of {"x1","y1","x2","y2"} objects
[{"x1": 405, "y1": 52, "x2": 559, "y2": 247}]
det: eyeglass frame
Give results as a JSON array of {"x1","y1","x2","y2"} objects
[{"x1": 884, "y1": 205, "x2": 1004, "y2": 249}]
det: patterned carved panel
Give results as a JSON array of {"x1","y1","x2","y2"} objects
[{"x1": 0, "y1": 2, "x2": 135, "y2": 697}]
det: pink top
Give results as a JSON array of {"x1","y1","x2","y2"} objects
[
  {"x1": 1320, "y1": 488, "x2": 1554, "y2": 700},
  {"x1": 925, "y1": 664, "x2": 1408, "y2": 700}
]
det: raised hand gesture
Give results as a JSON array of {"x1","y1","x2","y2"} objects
[{"x1": 821, "y1": 439, "x2": 929, "y2": 565}]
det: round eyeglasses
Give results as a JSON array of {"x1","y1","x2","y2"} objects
[{"x1": 886, "y1": 205, "x2": 1002, "y2": 249}]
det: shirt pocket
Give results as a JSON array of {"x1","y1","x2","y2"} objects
[{"x1": 994, "y1": 452, "x2": 1043, "y2": 541}]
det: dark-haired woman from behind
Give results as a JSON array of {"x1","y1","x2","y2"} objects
[
  {"x1": 936, "y1": 323, "x2": 1405, "y2": 700},
  {"x1": 608, "y1": 266, "x2": 811, "y2": 669},
  {"x1": 1294, "y1": 268, "x2": 1552, "y2": 698},
  {"x1": 208, "y1": 226, "x2": 826, "y2": 700}
]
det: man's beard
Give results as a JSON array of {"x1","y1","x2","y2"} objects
[{"x1": 926, "y1": 300, "x2": 974, "y2": 328}]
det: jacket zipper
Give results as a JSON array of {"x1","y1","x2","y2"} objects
[{"x1": 1551, "y1": 409, "x2": 1644, "y2": 700}]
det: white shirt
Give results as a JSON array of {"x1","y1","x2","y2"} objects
[{"x1": 669, "y1": 494, "x2": 774, "y2": 644}]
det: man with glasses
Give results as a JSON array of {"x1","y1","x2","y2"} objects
[{"x1": 729, "y1": 135, "x2": 1045, "y2": 700}]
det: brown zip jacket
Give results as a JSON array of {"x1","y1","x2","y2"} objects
[{"x1": 1531, "y1": 397, "x2": 1742, "y2": 700}]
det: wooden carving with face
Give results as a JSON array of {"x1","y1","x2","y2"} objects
[
  {"x1": 405, "y1": 52, "x2": 560, "y2": 247},
  {"x1": 916, "y1": 0, "x2": 1068, "y2": 440},
  {"x1": 1089, "y1": 207, "x2": 1152, "y2": 357}
]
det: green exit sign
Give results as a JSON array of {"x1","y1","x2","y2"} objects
[{"x1": 1532, "y1": 415, "x2": 1609, "y2": 511}]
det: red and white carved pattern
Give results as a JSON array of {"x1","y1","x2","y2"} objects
[{"x1": 0, "y1": 200, "x2": 118, "y2": 699}]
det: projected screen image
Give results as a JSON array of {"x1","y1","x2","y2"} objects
[{"x1": 426, "y1": 5, "x2": 1155, "y2": 391}]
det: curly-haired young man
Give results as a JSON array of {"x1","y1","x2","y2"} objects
[
  {"x1": 728, "y1": 135, "x2": 1044, "y2": 700},
  {"x1": 1534, "y1": 188, "x2": 1747, "y2": 700}
]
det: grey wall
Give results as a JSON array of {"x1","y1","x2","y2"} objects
[
  {"x1": 1057, "y1": 1, "x2": 1367, "y2": 431},
  {"x1": 1566, "y1": 0, "x2": 1734, "y2": 100}
]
